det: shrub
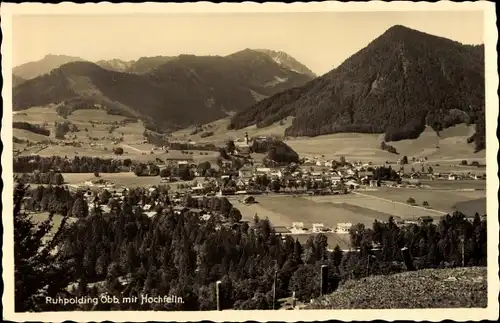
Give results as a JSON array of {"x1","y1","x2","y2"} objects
[
  {"x1": 407, "y1": 197, "x2": 416, "y2": 205},
  {"x1": 113, "y1": 147, "x2": 124, "y2": 155}
]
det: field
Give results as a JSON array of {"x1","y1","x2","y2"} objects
[
  {"x1": 14, "y1": 107, "x2": 486, "y2": 167},
  {"x1": 228, "y1": 189, "x2": 485, "y2": 249},
  {"x1": 229, "y1": 191, "x2": 459, "y2": 249},
  {"x1": 361, "y1": 187, "x2": 486, "y2": 214},
  {"x1": 13, "y1": 106, "x2": 222, "y2": 164},
  {"x1": 28, "y1": 212, "x2": 79, "y2": 237},
  {"x1": 307, "y1": 267, "x2": 487, "y2": 309},
  {"x1": 62, "y1": 172, "x2": 199, "y2": 190},
  {"x1": 452, "y1": 198, "x2": 487, "y2": 217}
]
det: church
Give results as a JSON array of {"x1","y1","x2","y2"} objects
[{"x1": 235, "y1": 132, "x2": 252, "y2": 157}]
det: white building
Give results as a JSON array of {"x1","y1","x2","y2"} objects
[
  {"x1": 292, "y1": 222, "x2": 304, "y2": 230},
  {"x1": 335, "y1": 222, "x2": 352, "y2": 234},
  {"x1": 312, "y1": 223, "x2": 325, "y2": 233}
]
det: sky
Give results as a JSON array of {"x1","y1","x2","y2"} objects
[{"x1": 12, "y1": 11, "x2": 484, "y2": 76}]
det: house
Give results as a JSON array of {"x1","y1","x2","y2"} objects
[
  {"x1": 189, "y1": 208, "x2": 206, "y2": 216},
  {"x1": 448, "y1": 174, "x2": 457, "y2": 181},
  {"x1": 144, "y1": 211, "x2": 157, "y2": 218},
  {"x1": 325, "y1": 161, "x2": 333, "y2": 167},
  {"x1": 238, "y1": 168, "x2": 254, "y2": 179},
  {"x1": 369, "y1": 180, "x2": 378, "y2": 187},
  {"x1": 312, "y1": 223, "x2": 325, "y2": 233},
  {"x1": 345, "y1": 180, "x2": 359, "y2": 189},
  {"x1": 173, "y1": 206, "x2": 189, "y2": 215},
  {"x1": 273, "y1": 226, "x2": 292, "y2": 234},
  {"x1": 292, "y1": 222, "x2": 304, "y2": 231},
  {"x1": 270, "y1": 170, "x2": 283, "y2": 178},
  {"x1": 358, "y1": 171, "x2": 373, "y2": 179},
  {"x1": 335, "y1": 223, "x2": 352, "y2": 234},
  {"x1": 256, "y1": 167, "x2": 272, "y2": 174},
  {"x1": 316, "y1": 161, "x2": 324, "y2": 166},
  {"x1": 235, "y1": 143, "x2": 251, "y2": 157}
]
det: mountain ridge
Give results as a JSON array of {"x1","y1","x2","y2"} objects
[
  {"x1": 229, "y1": 25, "x2": 485, "y2": 152},
  {"x1": 12, "y1": 50, "x2": 316, "y2": 130}
]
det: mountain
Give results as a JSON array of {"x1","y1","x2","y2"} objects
[
  {"x1": 12, "y1": 50, "x2": 315, "y2": 130},
  {"x1": 95, "y1": 59, "x2": 134, "y2": 72},
  {"x1": 229, "y1": 25, "x2": 485, "y2": 152},
  {"x1": 95, "y1": 56, "x2": 177, "y2": 74},
  {"x1": 12, "y1": 74, "x2": 26, "y2": 87},
  {"x1": 12, "y1": 54, "x2": 85, "y2": 80},
  {"x1": 254, "y1": 49, "x2": 317, "y2": 78}
]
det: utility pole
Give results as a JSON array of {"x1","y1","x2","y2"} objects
[
  {"x1": 216, "y1": 280, "x2": 221, "y2": 311},
  {"x1": 320, "y1": 265, "x2": 328, "y2": 297},
  {"x1": 461, "y1": 236, "x2": 465, "y2": 267},
  {"x1": 272, "y1": 270, "x2": 277, "y2": 310},
  {"x1": 366, "y1": 254, "x2": 370, "y2": 276}
]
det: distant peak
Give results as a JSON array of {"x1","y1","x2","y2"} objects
[{"x1": 382, "y1": 25, "x2": 425, "y2": 39}]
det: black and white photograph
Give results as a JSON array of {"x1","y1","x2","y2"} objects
[{"x1": 1, "y1": 1, "x2": 498, "y2": 322}]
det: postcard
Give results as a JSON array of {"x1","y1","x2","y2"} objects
[{"x1": 2, "y1": 1, "x2": 498, "y2": 322}]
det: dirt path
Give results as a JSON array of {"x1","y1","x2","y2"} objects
[{"x1": 121, "y1": 143, "x2": 145, "y2": 153}]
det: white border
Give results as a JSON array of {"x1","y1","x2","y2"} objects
[{"x1": 2, "y1": 2, "x2": 498, "y2": 322}]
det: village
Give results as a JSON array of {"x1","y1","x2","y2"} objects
[{"x1": 40, "y1": 133, "x2": 483, "y2": 251}]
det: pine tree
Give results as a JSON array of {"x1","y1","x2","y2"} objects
[{"x1": 14, "y1": 183, "x2": 72, "y2": 312}]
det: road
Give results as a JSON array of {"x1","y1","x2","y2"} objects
[{"x1": 121, "y1": 143, "x2": 146, "y2": 153}]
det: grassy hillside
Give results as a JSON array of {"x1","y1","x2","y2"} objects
[
  {"x1": 172, "y1": 117, "x2": 485, "y2": 163},
  {"x1": 229, "y1": 25, "x2": 485, "y2": 152},
  {"x1": 307, "y1": 267, "x2": 487, "y2": 309}
]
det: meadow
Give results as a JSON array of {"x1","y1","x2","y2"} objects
[
  {"x1": 14, "y1": 107, "x2": 486, "y2": 168},
  {"x1": 172, "y1": 118, "x2": 486, "y2": 164},
  {"x1": 28, "y1": 212, "x2": 79, "y2": 236},
  {"x1": 361, "y1": 187, "x2": 486, "y2": 214}
]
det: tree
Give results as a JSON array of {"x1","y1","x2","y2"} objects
[
  {"x1": 51, "y1": 173, "x2": 65, "y2": 185},
  {"x1": 269, "y1": 180, "x2": 281, "y2": 192},
  {"x1": 160, "y1": 168, "x2": 171, "y2": 178},
  {"x1": 460, "y1": 160, "x2": 468, "y2": 165},
  {"x1": 113, "y1": 147, "x2": 124, "y2": 155},
  {"x1": 422, "y1": 201, "x2": 429, "y2": 207},
  {"x1": 402, "y1": 156, "x2": 409, "y2": 164},
  {"x1": 94, "y1": 172, "x2": 100, "y2": 177},
  {"x1": 14, "y1": 183, "x2": 72, "y2": 312},
  {"x1": 331, "y1": 245, "x2": 343, "y2": 268},
  {"x1": 226, "y1": 140, "x2": 236, "y2": 155},
  {"x1": 407, "y1": 197, "x2": 416, "y2": 205}
]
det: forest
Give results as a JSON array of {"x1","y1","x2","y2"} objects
[
  {"x1": 15, "y1": 183, "x2": 487, "y2": 312},
  {"x1": 13, "y1": 121, "x2": 51, "y2": 136},
  {"x1": 14, "y1": 155, "x2": 133, "y2": 173}
]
